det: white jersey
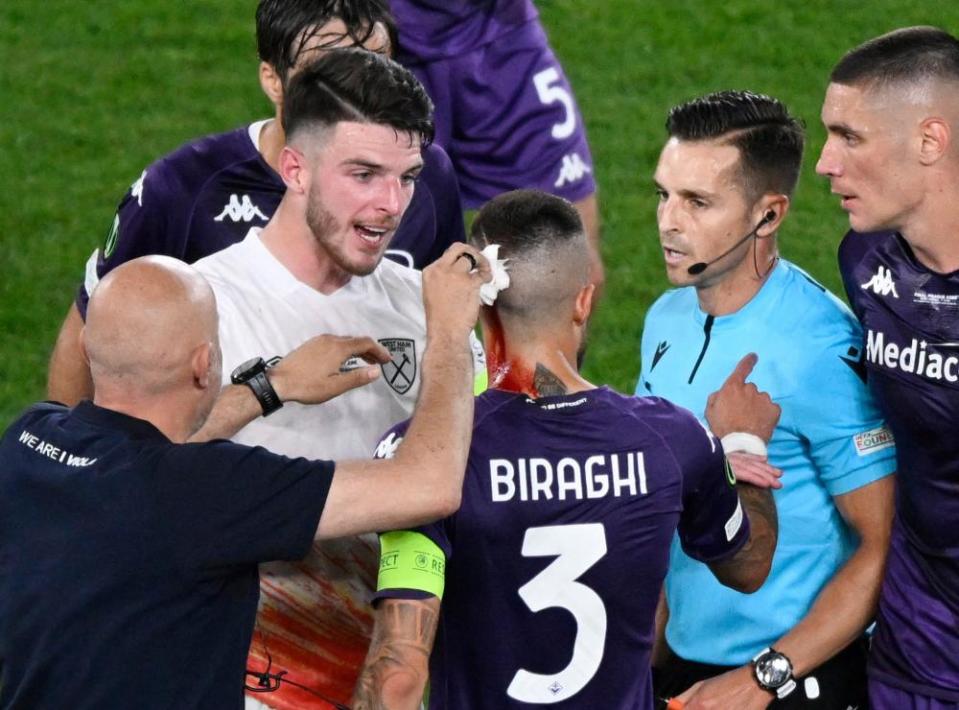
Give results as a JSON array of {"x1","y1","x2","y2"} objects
[
  {"x1": 196, "y1": 228, "x2": 428, "y2": 461},
  {"x1": 194, "y1": 227, "x2": 459, "y2": 708}
]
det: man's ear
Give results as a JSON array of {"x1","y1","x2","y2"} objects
[
  {"x1": 191, "y1": 342, "x2": 213, "y2": 389},
  {"x1": 259, "y1": 61, "x2": 283, "y2": 108},
  {"x1": 755, "y1": 194, "x2": 790, "y2": 238},
  {"x1": 574, "y1": 283, "x2": 596, "y2": 326},
  {"x1": 278, "y1": 145, "x2": 309, "y2": 193},
  {"x1": 918, "y1": 117, "x2": 950, "y2": 166}
]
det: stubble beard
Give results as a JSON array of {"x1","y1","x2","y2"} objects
[{"x1": 306, "y1": 191, "x2": 380, "y2": 277}]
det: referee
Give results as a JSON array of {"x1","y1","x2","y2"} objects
[{"x1": 0, "y1": 248, "x2": 488, "y2": 709}]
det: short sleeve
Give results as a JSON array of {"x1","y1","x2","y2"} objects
[
  {"x1": 672, "y1": 414, "x2": 751, "y2": 563},
  {"x1": 156, "y1": 440, "x2": 334, "y2": 570},
  {"x1": 76, "y1": 165, "x2": 184, "y2": 318},
  {"x1": 792, "y1": 318, "x2": 896, "y2": 496}
]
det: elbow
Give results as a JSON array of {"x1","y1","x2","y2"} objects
[
  {"x1": 434, "y1": 486, "x2": 462, "y2": 519},
  {"x1": 730, "y1": 557, "x2": 773, "y2": 594}
]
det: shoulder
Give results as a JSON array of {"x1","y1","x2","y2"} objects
[
  {"x1": 778, "y1": 261, "x2": 861, "y2": 342},
  {"x1": 193, "y1": 234, "x2": 262, "y2": 300},
  {"x1": 838, "y1": 229, "x2": 894, "y2": 271},
  {"x1": 646, "y1": 287, "x2": 694, "y2": 321},
  {"x1": 138, "y1": 125, "x2": 258, "y2": 198},
  {"x1": 2, "y1": 402, "x2": 67, "y2": 441}
]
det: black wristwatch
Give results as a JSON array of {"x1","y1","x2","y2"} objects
[
  {"x1": 231, "y1": 357, "x2": 282, "y2": 416},
  {"x1": 752, "y1": 647, "x2": 797, "y2": 700}
]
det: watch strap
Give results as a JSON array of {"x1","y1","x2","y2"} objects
[
  {"x1": 245, "y1": 370, "x2": 283, "y2": 416},
  {"x1": 752, "y1": 647, "x2": 797, "y2": 700}
]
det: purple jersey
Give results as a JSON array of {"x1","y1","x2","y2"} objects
[
  {"x1": 390, "y1": 1, "x2": 597, "y2": 207},
  {"x1": 840, "y1": 230, "x2": 959, "y2": 701},
  {"x1": 77, "y1": 122, "x2": 465, "y2": 317},
  {"x1": 390, "y1": 0, "x2": 538, "y2": 63},
  {"x1": 377, "y1": 388, "x2": 748, "y2": 709}
]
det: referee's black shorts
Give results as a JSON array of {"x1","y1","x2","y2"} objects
[{"x1": 652, "y1": 637, "x2": 869, "y2": 709}]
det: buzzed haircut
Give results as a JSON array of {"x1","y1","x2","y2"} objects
[
  {"x1": 666, "y1": 90, "x2": 805, "y2": 200},
  {"x1": 470, "y1": 189, "x2": 589, "y2": 322},
  {"x1": 256, "y1": 0, "x2": 398, "y2": 82},
  {"x1": 282, "y1": 48, "x2": 434, "y2": 146},
  {"x1": 830, "y1": 26, "x2": 959, "y2": 89}
]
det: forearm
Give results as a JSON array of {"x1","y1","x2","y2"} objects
[
  {"x1": 774, "y1": 533, "x2": 887, "y2": 676},
  {"x1": 187, "y1": 385, "x2": 261, "y2": 442},
  {"x1": 710, "y1": 484, "x2": 778, "y2": 593},
  {"x1": 393, "y1": 331, "x2": 473, "y2": 488},
  {"x1": 47, "y1": 303, "x2": 94, "y2": 405},
  {"x1": 353, "y1": 598, "x2": 438, "y2": 710}
]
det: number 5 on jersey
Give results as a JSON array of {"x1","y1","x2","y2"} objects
[{"x1": 507, "y1": 523, "x2": 607, "y2": 704}]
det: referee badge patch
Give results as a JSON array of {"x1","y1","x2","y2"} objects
[{"x1": 379, "y1": 338, "x2": 417, "y2": 395}]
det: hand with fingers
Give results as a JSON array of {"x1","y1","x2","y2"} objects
[
  {"x1": 422, "y1": 243, "x2": 493, "y2": 340},
  {"x1": 705, "y1": 353, "x2": 781, "y2": 442},
  {"x1": 269, "y1": 334, "x2": 392, "y2": 406},
  {"x1": 727, "y1": 451, "x2": 784, "y2": 490}
]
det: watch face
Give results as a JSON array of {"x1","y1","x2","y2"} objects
[
  {"x1": 231, "y1": 356, "x2": 265, "y2": 384},
  {"x1": 756, "y1": 653, "x2": 792, "y2": 688}
]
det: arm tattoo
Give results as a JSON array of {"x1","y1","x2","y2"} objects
[
  {"x1": 353, "y1": 599, "x2": 439, "y2": 710},
  {"x1": 534, "y1": 363, "x2": 568, "y2": 397},
  {"x1": 731, "y1": 483, "x2": 778, "y2": 568}
]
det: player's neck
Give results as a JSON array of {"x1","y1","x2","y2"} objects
[
  {"x1": 257, "y1": 118, "x2": 285, "y2": 175},
  {"x1": 259, "y1": 203, "x2": 353, "y2": 294},
  {"x1": 695, "y1": 249, "x2": 779, "y2": 317},
  {"x1": 92, "y1": 391, "x2": 193, "y2": 443},
  {"x1": 483, "y1": 317, "x2": 593, "y2": 398},
  {"x1": 899, "y1": 199, "x2": 959, "y2": 274}
]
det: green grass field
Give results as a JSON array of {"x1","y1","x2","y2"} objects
[{"x1": 2, "y1": 1, "x2": 957, "y2": 428}]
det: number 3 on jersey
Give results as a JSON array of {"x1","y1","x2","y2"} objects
[{"x1": 507, "y1": 523, "x2": 607, "y2": 704}]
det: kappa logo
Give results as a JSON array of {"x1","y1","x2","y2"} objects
[
  {"x1": 651, "y1": 340, "x2": 670, "y2": 371},
  {"x1": 214, "y1": 194, "x2": 269, "y2": 223},
  {"x1": 374, "y1": 432, "x2": 403, "y2": 460},
  {"x1": 379, "y1": 338, "x2": 417, "y2": 394},
  {"x1": 554, "y1": 152, "x2": 592, "y2": 188},
  {"x1": 860, "y1": 265, "x2": 899, "y2": 298},
  {"x1": 131, "y1": 170, "x2": 147, "y2": 206}
]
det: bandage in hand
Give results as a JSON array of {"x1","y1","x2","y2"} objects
[{"x1": 478, "y1": 244, "x2": 510, "y2": 306}]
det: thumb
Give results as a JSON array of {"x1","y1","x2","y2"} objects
[{"x1": 725, "y1": 353, "x2": 758, "y2": 386}]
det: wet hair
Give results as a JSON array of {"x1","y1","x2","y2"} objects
[
  {"x1": 282, "y1": 48, "x2": 434, "y2": 146},
  {"x1": 470, "y1": 189, "x2": 589, "y2": 321},
  {"x1": 830, "y1": 26, "x2": 959, "y2": 91},
  {"x1": 666, "y1": 90, "x2": 805, "y2": 199},
  {"x1": 256, "y1": 0, "x2": 398, "y2": 82}
]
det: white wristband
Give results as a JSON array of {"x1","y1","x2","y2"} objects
[{"x1": 721, "y1": 432, "x2": 768, "y2": 457}]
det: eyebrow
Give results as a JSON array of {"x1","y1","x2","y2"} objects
[
  {"x1": 653, "y1": 179, "x2": 717, "y2": 200},
  {"x1": 825, "y1": 121, "x2": 861, "y2": 137},
  {"x1": 340, "y1": 158, "x2": 425, "y2": 173}
]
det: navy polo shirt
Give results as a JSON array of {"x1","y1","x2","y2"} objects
[{"x1": 0, "y1": 401, "x2": 334, "y2": 709}]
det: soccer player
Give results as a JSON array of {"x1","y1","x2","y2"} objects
[
  {"x1": 0, "y1": 250, "x2": 489, "y2": 709},
  {"x1": 816, "y1": 27, "x2": 959, "y2": 709},
  {"x1": 389, "y1": 0, "x2": 604, "y2": 287},
  {"x1": 640, "y1": 91, "x2": 898, "y2": 710},
  {"x1": 351, "y1": 189, "x2": 782, "y2": 710},
  {"x1": 46, "y1": 0, "x2": 466, "y2": 406},
  {"x1": 190, "y1": 49, "x2": 482, "y2": 710}
]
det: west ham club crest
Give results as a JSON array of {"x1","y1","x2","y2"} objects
[{"x1": 379, "y1": 338, "x2": 417, "y2": 395}]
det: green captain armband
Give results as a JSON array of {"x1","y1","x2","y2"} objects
[
  {"x1": 377, "y1": 531, "x2": 447, "y2": 599},
  {"x1": 473, "y1": 368, "x2": 489, "y2": 395}
]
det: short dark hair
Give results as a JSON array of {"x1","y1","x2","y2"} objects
[
  {"x1": 256, "y1": 0, "x2": 398, "y2": 82},
  {"x1": 282, "y1": 48, "x2": 434, "y2": 146},
  {"x1": 470, "y1": 189, "x2": 584, "y2": 258},
  {"x1": 830, "y1": 26, "x2": 959, "y2": 89},
  {"x1": 470, "y1": 190, "x2": 588, "y2": 321},
  {"x1": 666, "y1": 90, "x2": 805, "y2": 200}
]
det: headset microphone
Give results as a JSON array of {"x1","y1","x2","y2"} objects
[{"x1": 686, "y1": 211, "x2": 776, "y2": 275}]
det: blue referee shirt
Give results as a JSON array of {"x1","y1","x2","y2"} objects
[{"x1": 637, "y1": 259, "x2": 896, "y2": 665}]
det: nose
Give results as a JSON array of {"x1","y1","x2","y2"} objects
[
  {"x1": 378, "y1": 177, "x2": 403, "y2": 216},
  {"x1": 657, "y1": 196, "x2": 680, "y2": 236},
  {"x1": 815, "y1": 138, "x2": 841, "y2": 178}
]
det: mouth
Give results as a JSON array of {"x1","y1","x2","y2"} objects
[
  {"x1": 832, "y1": 189, "x2": 856, "y2": 210},
  {"x1": 354, "y1": 223, "x2": 392, "y2": 248},
  {"x1": 662, "y1": 245, "x2": 687, "y2": 266}
]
